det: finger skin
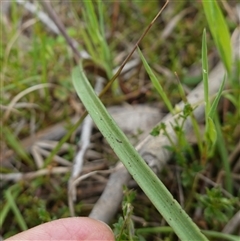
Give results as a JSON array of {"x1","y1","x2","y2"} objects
[{"x1": 5, "y1": 217, "x2": 115, "y2": 241}]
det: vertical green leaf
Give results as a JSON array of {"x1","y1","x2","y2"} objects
[
  {"x1": 202, "y1": 0, "x2": 232, "y2": 74},
  {"x1": 214, "y1": 114, "x2": 233, "y2": 194},
  {"x1": 202, "y1": 29, "x2": 210, "y2": 117}
]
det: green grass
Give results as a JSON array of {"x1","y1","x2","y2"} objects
[
  {"x1": 202, "y1": 0, "x2": 232, "y2": 74},
  {"x1": 72, "y1": 64, "x2": 207, "y2": 240},
  {"x1": 1, "y1": 1, "x2": 240, "y2": 240}
]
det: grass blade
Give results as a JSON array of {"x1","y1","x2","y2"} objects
[
  {"x1": 202, "y1": 28, "x2": 216, "y2": 149},
  {"x1": 0, "y1": 186, "x2": 20, "y2": 228},
  {"x1": 202, "y1": 0, "x2": 232, "y2": 74},
  {"x1": 3, "y1": 127, "x2": 33, "y2": 167},
  {"x1": 138, "y1": 48, "x2": 174, "y2": 114},
  {"x1": 202, "y1": 29, "x2": 210, "y2": 116},
  {"x1": 5, "y1": 188, "x2": 28, "y2": 231},
  {"x1": 214, "y1": 114, "x2": 233, "y2": 194},
  {"x1": 81, "y1": 0, "x2": 114, "y2": 90},
  {"x1": 72, "y1": 65, "x2": 208, "y2": 241}
]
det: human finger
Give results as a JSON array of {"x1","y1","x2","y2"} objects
[{"x1": 5, "y1": 217, "x2": 115, "y2": 241}]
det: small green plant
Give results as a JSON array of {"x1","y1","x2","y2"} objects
[
  {"x1": 37, "y1": 201, "x2": 52, "y2": 223},
  {"x1": 74, "y1": 0, "x2": 122, "y2": 95},
  {"x1": 196, "y1": 188, "x2": 237, "y2": 228},
  {"x1": 113, "y1": 187, "x2": 138, "y2": 241}
]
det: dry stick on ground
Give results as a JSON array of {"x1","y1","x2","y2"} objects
[
  {"x1": 0, "y1": 167, "x2": 70, "y2": 182},
  {"x1": 0, "y1": 161, "x2": 106, "y2": 182},
  {"x1": 222, "y1": 210, "x2": 240, "y2": 235},
  {"x1": 89, "y1": 29, "x2": 240, "y2": 224}
]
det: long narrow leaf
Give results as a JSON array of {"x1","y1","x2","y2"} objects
[
  {"x1": 202, "y1": 0, "x2": 232, "y2": 74},
  {"x1": 82, "y1": 0, "x2": 99, "y2": 43},
  {"x1": 202, "y1": 29, "x2": 210, "y2": 117},
  {"x1": 72, "y1": 66, "x2": 208, "y2": 241},
  {"x1": 5, "y1": 188, "x2": 28, "y2": 231},
  {"x1": 3, "y1": 127, "x2": 33, "y2": 167},
  {"x1": 138, "y1": 48, "x2": 174, "y2": 113},
  {"x1": 215, "y1": 114, "x2": 233, "y2": 194},
  {"x1": 0, "y1": 187, "x2": 19, "y2": 227}
]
